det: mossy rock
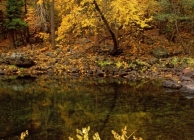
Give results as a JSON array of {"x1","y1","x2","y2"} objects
[{"x1": 5, "y1": 52, "x2": 35, "y2": 68}]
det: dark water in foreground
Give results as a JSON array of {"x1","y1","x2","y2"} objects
[{"x1": 0, "y1": 76, "x2": 194, "y2": 140}]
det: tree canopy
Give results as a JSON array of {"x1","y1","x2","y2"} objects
[{"x1": 56, "y1": 0, "x2": 153, "y2": 53}]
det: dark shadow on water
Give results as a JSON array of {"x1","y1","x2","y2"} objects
[{"x1": 98, "y1": 82, "x2": 119, "y2": 136}]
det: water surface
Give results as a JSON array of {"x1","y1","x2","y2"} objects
[{"x1": 0, "y1": 76, "x2": 194, "y2": 140}]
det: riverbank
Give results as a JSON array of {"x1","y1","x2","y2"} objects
[{"x1": 0, "y1": 41, "x2": 191, "y2": 82}]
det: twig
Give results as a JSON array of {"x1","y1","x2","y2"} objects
[{"x1": 127, "y1": 128, "x2": 139, "y2": 140}]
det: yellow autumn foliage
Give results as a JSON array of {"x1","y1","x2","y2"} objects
[
  {"x1": 35, "y1": 32, "x2": 50, "y2": 42},
  {"x1": 55, "y1": 0, "x2": 157, "y2": 44},
  {"x1": 37, "y1": 0, "x2": 43, "y2": 5}
]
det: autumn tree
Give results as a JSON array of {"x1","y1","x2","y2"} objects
[
  {"x1": 56, "y1": 0, "x2": 153, "y2": 55},
  {"x1": 35, "y1": 0, "x2": 57, "y2": 49},
  {"x1": 93, "y1": 0, "x2": 119, "y2": 55},
  {"x1": 35, "y1": 0, "x2": 49, "y2": 32},
  {"x1": 5, "y1": 0, "x2": 28, "y2": 49}
]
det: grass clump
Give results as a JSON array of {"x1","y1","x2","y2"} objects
[{"x1": 68, "y1": 126, "x2": 101, "y2": 140}]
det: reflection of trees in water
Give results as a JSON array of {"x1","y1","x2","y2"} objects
[
  {"x1": 0, "y1": 77, "x2": 194, "y2": 139},
  {"x1": 0, "y1": 76, "x2": 36, "y2": 92},
  {"x1": 0, "y1": 89, "x2": 32, "y2": 139}
]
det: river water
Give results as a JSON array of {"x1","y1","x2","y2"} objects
[{"x1": 0, "y1": 75, "x2": 194, "y2": 140}]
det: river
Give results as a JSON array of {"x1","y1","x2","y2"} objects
[{"x1": 0, "y1": 75, "x2": 194, "y2": 140}]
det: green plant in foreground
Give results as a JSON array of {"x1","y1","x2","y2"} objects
[{"x1": 69, "y1": 126, "x2": 142, "y2": 140}]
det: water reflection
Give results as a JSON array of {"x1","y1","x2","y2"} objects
[{"x1": 0, "y1": 76, "x2": 194, "y2": 140}]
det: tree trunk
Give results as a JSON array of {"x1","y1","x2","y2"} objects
[
  {"x1": 50, "y1": 0, "x2": 56, "y2": 49},
  {"x1": 24, "y1": 0, "x2": 30, "y2": 44},
  {"x1": 93, "y1": 0, "x2": 119, "y2": 55},
  {"x1": 8, "y1": 29, "x2": 16, "y2": 49},
  {"x1": 115, "y1": 27, "x2": 119, "y2": 50},
  {"x1": 94, "y1": 32, "x2": 99, "y2": 46},
  {"x1": 24, "y1": 0, "x2": 27, "y2": 14}
]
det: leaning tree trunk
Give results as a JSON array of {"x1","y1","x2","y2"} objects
[
  {"x1": 8, "y1": 29, "x2": 16, "y2": 49},
  {"x1": 93, "y1": 0, "x2": 119, "y2": 55}
]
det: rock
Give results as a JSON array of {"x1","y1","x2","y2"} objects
[
  {"x1": 182, "y1": 67, "x2": 192, "y2": 75},
  {"x1": 162, "y1": 80, "x2": 182, "y2": 89},
  {"x1": 163, "y1": 79, "x2": 194, "y2": 94},
  {"x1": 184, "y1": 72, "x2": 194, "y2": 78},
  {"x1": 5, "y1": 52, "x2": 35, "y2": 68},
  {"x1": 179, "y1": 76, "x2": 193, "y2": 82},
  {"x1": 178, "y1": 67, "x2": 194, "y2": 82},
  {"x1": 180, "y1": 82, "x2": 194, "y2": 94},
  {"x1": 181, "y1": 68, "x2": 194, "y2": 78},
  {"x1": 151, "y1": 46, "x2": 169, "y2": 58}
]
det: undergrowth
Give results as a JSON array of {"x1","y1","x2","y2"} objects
[
  {"x1": 19, "y1": 126, "x2": 142, "y2": 140},
  {"x1": 68, "y1": 126, "x2": 142, "y2": 140}
]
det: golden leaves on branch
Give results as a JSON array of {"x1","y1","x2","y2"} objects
[{"x1": 56, "y1": 0, "x2": 154, "y2": 45}]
